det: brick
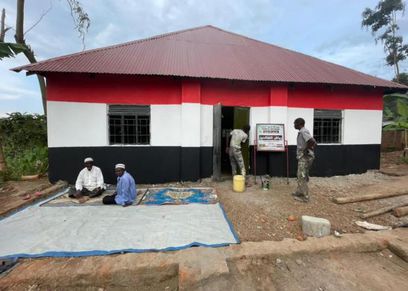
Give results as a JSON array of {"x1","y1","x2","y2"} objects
[{"x1": 301, "y1": 215, "x2": 331, "y2": 238}]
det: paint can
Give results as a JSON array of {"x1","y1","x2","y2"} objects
[
  {"x1": 261, "y1": 175, "x2": 271, "y2": 191},
  {"x1": 233, "y1": 175, "x2": 245, "y2": 192}
]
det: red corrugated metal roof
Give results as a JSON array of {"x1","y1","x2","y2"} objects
[{"x1": 12, "y1": 25, "x2": 406, "y2": 89}]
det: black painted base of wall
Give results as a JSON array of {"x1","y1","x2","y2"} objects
[
  {"x1": 48, "y1": 147, "x2": 213, "y2": 184},
  {"x1": 49, "y1": 144, "x2": 380, "y2": 184},
  {"x1": 250, "y1": 144, "x2": 381, "y2": 177}
]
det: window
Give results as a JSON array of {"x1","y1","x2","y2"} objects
[
  {"x1": 313, "y1": 109, "x2": 342, "y2": 144},
  {"x1": 109, "y1": 105, "x2": 150, "y2": 145}
]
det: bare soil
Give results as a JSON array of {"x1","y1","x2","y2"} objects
[
  {"x1": 211, "y1": 171, "x2": 407, "y2": 242},
  {"x1": 144, "y1": 150, "x2": 408, "y2": 242},
  {"x1": 2, "y1": 229, "x2": 408, "y2": 290},
  {"x1": 1, "y1": 151, "x2": 408, "y2": 290},
  {"x1": 1, "y1": 151, "x2": 407, "y2": 242},
  {"x1": 0, "y1": 177, "x2": 51, "y2": 217},
  {"x1": 200, "y1": 249, "x2": 408, "y2": 291},
  {"x1": 380, "y1": 149, "x2": 408, "y2": 176}
]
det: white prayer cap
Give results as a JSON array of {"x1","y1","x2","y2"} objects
[
  {"x1": 115, "y1": 163, "x2": 126, "y2": 169},
  {"x1": 84, "y1": 157, "x2": 94, "y2": 163}
]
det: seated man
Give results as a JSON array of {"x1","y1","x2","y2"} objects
[
  {"x1": 103, "y1": 163, "x2": 136, "y2": 206},
  {"x1": 70, "y1": 157, "x2": 105, "y2": 199}
]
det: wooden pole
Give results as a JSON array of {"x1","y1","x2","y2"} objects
[
  {"x1": 393, "y1": 206, "x2": 408, "y2": 218},
  {"x1": 0, "y1": 8, "x2": 8, "y2": 42},
  {"x1": 333, "y1": 191, "x2": 408, "y2": 204},
  {"x1": 285, "y1": 140, "x2": 289, "y2": 185},
  {"x1": 37, "y1": 180, "x2": 68, "y2": 196},
  {"x1": 253, "y1": 137, "x2": 257, "y2": 184},
  {"x1": 361, "y1": 202, "x2": 408, "y2": 219}
]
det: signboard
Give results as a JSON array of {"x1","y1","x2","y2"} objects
[{"x1": 256, "y1": 123, "x2": 285, "y2": 152}]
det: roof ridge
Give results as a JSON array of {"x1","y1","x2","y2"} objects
[{"x1": 12, "y1": 25, "x2": 212, "y2": 72}]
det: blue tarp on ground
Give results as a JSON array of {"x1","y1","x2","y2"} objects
[{"x1": 0, "y1": 189, "x2": 238, "y2": 259}]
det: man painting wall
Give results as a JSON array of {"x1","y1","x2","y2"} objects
[{"x1": 226, "y1": 125, "x2": 251, "y2": 177}]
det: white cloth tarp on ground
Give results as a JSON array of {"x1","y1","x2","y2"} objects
[{"x1": 0, "y1": 203, "x2": 239, "y2": 258}]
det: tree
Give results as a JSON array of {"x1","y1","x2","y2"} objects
[
  {"x1": 362, "y1": 0, "x2": 408, "y2": 81},
  {"x1": 0, "y1": 0, "x2": 90, "y2": 114},
  {"x1": 0, "y1": 0, "x2": 90, "y2": 179},
  {"x1": 392, "y1": 72, "x2": 408, "y2": 86},
  {"x1": 0, "y1": 8, "x2": 27, "y2": 60}
]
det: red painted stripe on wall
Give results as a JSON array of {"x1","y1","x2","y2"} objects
[
  {"x1": 47, "y1": 74, "x2": 384, "y2": 110},
  {"x1": 200, "y1": 79, "x2": 270, "y2": 106},
  {"x1": 269, "y1": 85, "x2": 288, "y2": 106},
  {"x1": 181, "y1": 80, "x2": 201, "y2": 102},
  {"x1": 47, "y1": 74, "x2": 182, "y2": 104},
  {"x1": 288, "y1": 84, "x2": 383, "y2": 110}
]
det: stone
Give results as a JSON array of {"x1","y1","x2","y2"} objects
[
  {"x1": 288, "y1": 215, "x2": 296, "y2": 221},
  {"x1": 301, "y1": 215, "x2": 331, "y2": 238}
]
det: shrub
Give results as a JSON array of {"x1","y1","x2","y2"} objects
[
  {"x1": 0, "y1": 113, "x2": 47, "y2": 180},
  {"x1": 4, "y1": 146, "x2": 48, "y2": 179}
]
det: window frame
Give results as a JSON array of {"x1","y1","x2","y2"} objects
[
  {"x1": 108, "y1": 105, "x2": 151, "y2": 146},
  {"x1": 313, "y1": 109, "x2": 343, "y2": 145}
]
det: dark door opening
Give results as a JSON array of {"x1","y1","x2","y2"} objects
[{"x1": 221, "y1": 106, "x2": 250, "y2": 175}]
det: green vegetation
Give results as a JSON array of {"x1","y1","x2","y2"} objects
[
  {"x1": 362, "y1": 0, "x2": 408, "y2": 81},
  {"x1": 383, "y1": 93, "x2": 408, "y2": 130},
  {"x1": 384, "y1": 93, "x2": 408, "y2": 152},
  {"x1": 0, "y1": 113, "x2": 47, "y2": 180},
  {"x1": 392, "y1": 72, "x2": 408, "y2": 86}
]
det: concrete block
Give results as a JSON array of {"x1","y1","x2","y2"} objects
[{"x1": 301, "y1": 215, "x2": 331, "y2": 238}]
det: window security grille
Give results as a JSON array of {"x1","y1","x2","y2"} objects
[
  {"x1": 108, "y1": 105, "x2": 150, "y2": 145},
  {"x1": 313, "y1": 109, "x2": 342, "y2": 144}
]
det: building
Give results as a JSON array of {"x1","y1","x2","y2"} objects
[{"x1": 13, "y1": 26, "x2": 406, "y2": 184}]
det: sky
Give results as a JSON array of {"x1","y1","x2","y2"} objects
[{"x1": 0, "y1": 0, "x2": 407, "y2": 116}]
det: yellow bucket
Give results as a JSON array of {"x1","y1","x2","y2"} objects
[{"x1": 233, "y1": 175, "x2": 245, "y2": 192}]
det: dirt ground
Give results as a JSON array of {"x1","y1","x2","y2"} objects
[
  {"x1": 1, "y1": 151, "x2": 408, "y2": 290},
  {"x1": 140, "y1": 150, "x2": 408, "y2": 242},
  {"x1": 1, "y1": 151, "x2": 407, "y2": 241},
  {"x1": 215, "y1": 171, "x2": 407, "y2": 242},
  {"x1": 380, "y1": 149, "x2": 408, "y2": 175},
  {"x1": 200, "y1": 249, "x2": 408, "y2": 291},
  {"x1": 0, "y1": 177, "x2": 51, "y2": 218},
  {"x1": 2, "y1": 229, "x2": 408, "y2": 290}
]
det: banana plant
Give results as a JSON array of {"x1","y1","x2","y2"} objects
[
  {"x1": 383, "y1": 94, "x2": 408, "y2": 151},
  {"x1": 383, "y1": 98, "x2": 408, "y2": 130},
  {"x1": 0, "y1": 42, "x2": 26, "y2": 60}
]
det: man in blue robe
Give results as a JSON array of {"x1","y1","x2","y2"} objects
[{"x1": 102, "y1": 163, "x2": 136, "y2": 206}]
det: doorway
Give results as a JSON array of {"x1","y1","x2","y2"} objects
[{"x1": 220, "y1": 106, "x2": 250, "y2": 175}]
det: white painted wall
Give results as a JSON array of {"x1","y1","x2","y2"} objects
[
  {"x1": 150, "y1": 105, "x2": 181, "y2": 146},
  {"x1": 269, "y1": 106, "x2": 288, "y2": 124},
  {"x1": 287, "y1": 108, "x2": 314, "y2": 145},
  {"x1": 47, "y1": 101, "x2": 108, "y2": 148},
  {"x1": 181, "y1": 103, "x2": 201, "y2": 147},
  {"x1": 249, "y1": 107, "x2": 269, "y2": 145},
  {"x1": 247, "y1": 106, "x2": 325, "y2": 146},
  {"x1": 152, "y1": 104, "x2": 212, "y2": 147},
  {"x1": 200, "y1": 105, "x2": 213, "y2": 146},
  {"x1": 269, "y1": 106, "x2": 289, "y2": 145},
  {"x1": 48, "y1": 101, "x2": 382, "y2": 149},
  {"x1": 343, "y1": 109, "x2": 383, "y2": 145}
]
